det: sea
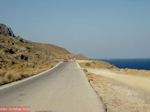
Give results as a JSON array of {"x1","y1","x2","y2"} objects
[{"x1": 94, "y1": 59, "x2": 150, "y2": 70}]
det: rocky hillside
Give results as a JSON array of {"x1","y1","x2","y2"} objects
[
  {"x1": 0, "y1": 24, "x2": 87, "y2": 85},
  {"x1": 0, "y1": 24, "x2": 15, "y2": 37}
]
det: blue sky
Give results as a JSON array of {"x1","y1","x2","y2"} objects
[{"x1": 0, "y1": 0, "x2": 150, "y2": 58}]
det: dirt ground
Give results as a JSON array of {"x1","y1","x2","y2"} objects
[
  {"x1": 79, "y1": 60, "x2": 150, "y2": 112},
  {"x1": 86, "y1": 72, "x2": 150, "y2": 112}
]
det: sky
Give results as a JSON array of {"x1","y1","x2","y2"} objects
[{"x1": 0, "y1": 0, "x2": 150, "y2": 59}]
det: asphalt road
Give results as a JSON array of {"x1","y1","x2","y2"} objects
[{"x1": 0, "y1": 61, "x2": 105, "y2": 112}]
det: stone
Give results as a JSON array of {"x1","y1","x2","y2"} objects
[{"x1": 5, "y1": 49, "x2": 16, "y2": 54}]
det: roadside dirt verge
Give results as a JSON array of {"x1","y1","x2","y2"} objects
[{"x1": 86, "y1": 73, "x2": 150, "y2": 112}]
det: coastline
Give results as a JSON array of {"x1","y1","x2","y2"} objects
[
  {"x1": 78, "y1": 59, "x2": 150, "y2": 112},
  {"x1": 83, "y1": 59, "x2": 150, "y2": 75},
  {"x1": 93, "y1": 58, "x2": 150, "y2": 71}
]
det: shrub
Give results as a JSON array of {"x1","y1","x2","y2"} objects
[
  {"x1": 51, "y1": 65, "x2": 54, "y2": 68},
  {"x1": 85, "y1": 63, "x2": 91, "y2": 67},
  {"x1": 0, "y1": 76, "x2": 5, "y2": 85},
  {"x1": 4, "y1": 73, "x2": 14, "y2": 83},
  {"x1": 13, "y1": 74, "x2": 22, "y2": 81},
  {"x1": 0, "y1": 71, "x2": 6, "y2": 77},
  {"x1": 20, "y1": 74, "x2": 29, "y2": 78},
  {"x1": 3, "y1": 73, "x2": 21, "y2": 83},
  {"x1": 92, "y1": 61, "x2": 96, "y2": 64},
  {"x1": 83, "y1": 69, "x2": 88, "y2": 73}
]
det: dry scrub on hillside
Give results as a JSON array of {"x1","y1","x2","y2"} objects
[
  {"x1": 0, "y1": 35, "x2": 87, "y2": 86},
  {"x1": 80, "y1": 60, "x2": 150, "y2": 76},
  {"x1": 0, "y1": 35, "x2": 60, "y2": 85},
  {"x1": 0, "y1": 61, "x2": 58, "y2": 85},
  {"x1": 79, "y1": 60, "x2": 116, "y2": 69},
  {"x1": 0, "y1": 23, "x2": 87, "y2": 86}
]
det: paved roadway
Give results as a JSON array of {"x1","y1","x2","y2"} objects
[{"x1": 0, "y1": 61, "x2": 105, "y2": 112}]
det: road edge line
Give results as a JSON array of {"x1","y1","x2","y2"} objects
[
  {"x1": 75, "y1": 61, "x2": 107, "y2": 112},
  {"x1": 0, "y1": 62, "x2": 62, "y2": 90}
]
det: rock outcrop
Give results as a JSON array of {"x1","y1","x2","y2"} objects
[
  {"x1": 0, "y1": 23, "x2": 87, "y2": 60},
  {"x1": 0, "y1": 24, "x2": 15, "y2": 37},
  {"x1": 0, "y1": 23, "x2": 88, "y2": 85}
]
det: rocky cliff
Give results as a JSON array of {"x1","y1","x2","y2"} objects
[{"x1": 0, "y1": 24, "x2": 15, "y2": 37}]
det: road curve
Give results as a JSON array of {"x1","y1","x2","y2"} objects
[{"x1": 0, "y1": 61, "x2": 105, "y2": 112}]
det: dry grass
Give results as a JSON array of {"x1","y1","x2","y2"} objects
[
  {"x1": 0, "y1": 34, "x2": 87, "y2": 86},
  {"x1": 80, "y1": 59, "x2": 150, "y2": 76},
  {"x1": 80, "y1": 60, "x2": 116, "y2": 69},
  {"x1": 3, "y1": 73, "x2": 21, "y2": 83},
  {"x1": 0, "y1": 61, "x2": 58, "y2": 85},
  {"x1": 33, "y1": 42, "x2": 70, "y2": 55},
  {"x1": 113, "y1": 68, "x2": 150, "y2": 76},
  {"x1": 0, "y1": 35, "x2": 61, "y2": 85}
]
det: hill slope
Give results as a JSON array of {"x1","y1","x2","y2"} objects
[{"x1": 0, "y1": 24, "x2": 87, "y2": 85}]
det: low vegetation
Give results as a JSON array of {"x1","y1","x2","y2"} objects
[
  {"x1": 0, "y1": 22, "x2": 89, "y2": 86},
  {"x1": 0, "y1": 32, "x2": 87, "y2": 85},
  {"x1": 0, "y1": 35, "x2": 67, "y2": 85},
  {"x1": 80, "y1": 60, "x2": 117, "y2": 69},
  {"x1": 80, "y1": 60, "x2": 150, "y2": 76}
]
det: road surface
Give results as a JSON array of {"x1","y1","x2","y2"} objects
[{"x1": 0, "y1": 61, "x2": 105, "y2": 112}]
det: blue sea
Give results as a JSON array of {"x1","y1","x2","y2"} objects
[{"x1": 95, "y1": 59, "x2": 150, "y2": 70}]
